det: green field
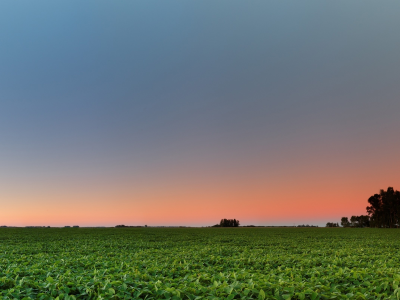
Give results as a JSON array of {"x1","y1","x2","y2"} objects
[{"x1": 1, "y1": 228, "x2": 400, "y2": 299}]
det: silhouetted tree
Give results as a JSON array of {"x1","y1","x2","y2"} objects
[
  {"x1": 350, "y1": 216, "x2": 358, "y2": 227},
  {"x1": 348, "y1": 215, "x2": 370, "y2": 228},
  {"x1": 341, "y1": 217, "x2": 350, "y2": 227},
  {"x1": 217, "y1": 219, "x2": 240, "y2": 227},
  {"x1": 326, "y1": 222, "x2": 339, "y2": 227},
  {"x1": 367, "y1": 187, "x2": 400, "y2": 228},
  {"x1": 358, "y1": 215, "x2": 370, "y2": 227}
]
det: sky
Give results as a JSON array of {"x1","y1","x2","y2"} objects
[{"x1": 0, "y1": 1, "x2": 399, "y2": 227}]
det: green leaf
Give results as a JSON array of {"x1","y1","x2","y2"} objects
[
  {"x1": 46, "y1": 277, "x2": 54, "y2": 283},
  {"x1": 258, "y1": 289, "x2": 265, "y2": 300},
  {"x1": 311, "y1": 292, "x2": 318, "y2": 300},
  {"x1": 225, "y1": 287, "x2": 233, "y2": 295}
]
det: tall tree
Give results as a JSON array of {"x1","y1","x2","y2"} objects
[{"x1": 366, "y1": 187, "x2": 400, "y2": 228}]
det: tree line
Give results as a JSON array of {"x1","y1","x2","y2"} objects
[
  {"x1": 340, "y1": 215, "x2": 370, "y2": 228},
  {"x1": 339, "y1": 187, "x2": 400, "y2": 228}
]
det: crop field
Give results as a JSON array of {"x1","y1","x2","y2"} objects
[{"x1": 1, "y1": 228, "x2": 400, "y2": 300}]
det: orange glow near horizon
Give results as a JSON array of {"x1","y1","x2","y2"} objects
[{"x1": 2, "y1": 157, "x2": 398, "y2": 227}]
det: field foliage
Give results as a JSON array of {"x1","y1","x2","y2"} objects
[{"x1": 0, "y1": 228, "x2": 400, "y2": 299}]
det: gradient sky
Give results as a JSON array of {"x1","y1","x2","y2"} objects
[{"x1": 1, "y1": 1, "x2": 399, "y2": 227}]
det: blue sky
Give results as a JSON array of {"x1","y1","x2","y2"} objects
[{"x1": 1, "y1": 1, "x2": 400, "y2": 226}]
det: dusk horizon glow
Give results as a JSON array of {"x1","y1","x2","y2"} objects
[{"x1": 1, "y1": 1, "x2": 399, "y2": 227}]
